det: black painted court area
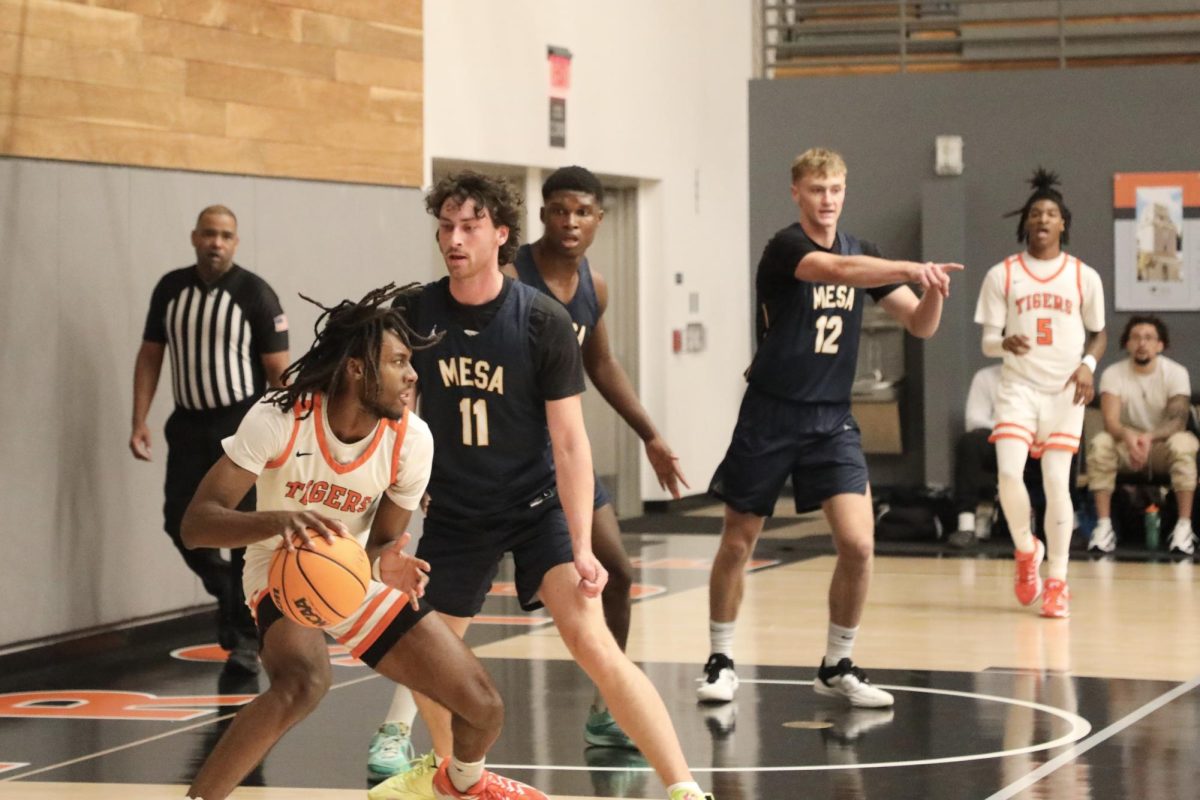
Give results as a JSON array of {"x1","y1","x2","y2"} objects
[{"x1": 1, "y1": 531, "x2": 1197, "y2": 799}]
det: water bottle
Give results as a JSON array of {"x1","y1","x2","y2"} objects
[{"x1": 1144, "y1": 503, "x2": 1161, "y2": 550}]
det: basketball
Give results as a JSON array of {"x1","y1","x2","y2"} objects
[{"x1": 267, "y1": 534, "x2": 371, "y2": 628}]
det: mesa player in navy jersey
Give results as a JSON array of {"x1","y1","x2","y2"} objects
[
  {"x1": 370, "y1": 171, "x2": 712, "y2": 800},
  {"x1": 505, "y1": 165, "x2": 688, "y2": 750},
  {"x1": 699, "y1": 148, "x2": 963, "y2": 708}
]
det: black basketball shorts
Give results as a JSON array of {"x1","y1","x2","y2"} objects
[
  {"x1": 416, "y1": 489, "x2": 576, "y2": 618},
  {"x1": 708, "y1": 387, "x2": 869, "y2": 517}
]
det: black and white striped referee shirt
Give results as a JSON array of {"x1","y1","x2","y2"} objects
[{"x1": 142, "y1": 265, "x2": 289, "y2": 411}]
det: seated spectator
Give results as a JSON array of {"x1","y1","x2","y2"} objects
[
  {"x1": 1086, "y1": 315, "x2": 1197, "y2": 555},
  {"x1": 949, "y1": 365, "x2": 1003, "y2": 547}
]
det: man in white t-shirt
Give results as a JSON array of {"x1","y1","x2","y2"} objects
[
  {"x1": 1087, "y1": 315, "x2": 1198, "y2": 555},
  {"x1": 949, "y1": 365, "x2": 1002, "y2": 547},
  {"x1": 974, "y1": 169, "x2": 1107, "y2": 619}
]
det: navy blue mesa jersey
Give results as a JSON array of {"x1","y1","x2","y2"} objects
[
  {"x1": 747, "y1": 224, "x2": 900, "y2": 404},
  {"x1": 397, "y1": 278, "x2": 585, "y2": 520},
  {"x1": 513, "y1": 243, "x2": 601, "y2": 347}
]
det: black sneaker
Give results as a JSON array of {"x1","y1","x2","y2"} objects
[
  {"x1": 696, "y1": 653, "x2": 738, "y2": 703},
  {"x1": 223, "y1": 638, "x2": 260, "y2": 677}
]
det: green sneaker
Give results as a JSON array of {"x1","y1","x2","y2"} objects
[
  {"x1": 668, "y1": 788, "x2": 714, "y2": 800},
  {"x1": 583, "y1": 706, "x2": 638, "y2": 750},
  {"x1": 368, "y1": 723, "x2": 417, "y2": 779},
  {"x1": 368, "y1": 751, "x2": 436, "y2": 800}
]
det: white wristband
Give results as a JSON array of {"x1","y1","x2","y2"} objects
[
  {"x1": 1081, "y1": 354, "x2": 1097, "y2": 373},
  {"x1": 371, "y1": 556, "x2": 382, "y2": 581}
]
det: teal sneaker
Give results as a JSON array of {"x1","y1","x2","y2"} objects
[
  {"x1": 367, "y1": 723, "x2": 417, "y2": 780},
  {"x1": 584, "y1": 745, "x2": 650, "y2": 797},
  {"x1": 583, "y1": 706, "x2": 638, "y2": 750}
]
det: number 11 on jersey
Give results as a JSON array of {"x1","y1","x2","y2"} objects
[{"x1": 459, "y1": 398, "x2": 489, "y2": 446}]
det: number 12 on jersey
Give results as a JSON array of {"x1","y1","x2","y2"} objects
[
  {"x1": 815, "y1": 314, "x2": 843, "y2": 354},
  {"x1": 459, "y1": 398, "x2": 490, "y2": 446}
]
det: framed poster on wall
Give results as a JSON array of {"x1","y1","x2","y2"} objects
[{"x1": 1113, "y1": 172, "x2": 1200, "y2": 310}]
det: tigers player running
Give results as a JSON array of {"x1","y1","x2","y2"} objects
[
  {"x1": 974, "y1": 169, "x2": 1106, "y2": 619},
  {"x1": 180, "y1": 285, "x2": 545, "y2": 800}
]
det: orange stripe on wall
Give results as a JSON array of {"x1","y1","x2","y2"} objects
[{"x1": 1113, "y1": 172, "x2": 1200, "y2": 208}]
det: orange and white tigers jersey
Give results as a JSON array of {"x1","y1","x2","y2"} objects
[
  {"x1": 223, "y1": 393, "x2": 432, "y2": 563},
  {"x1": 974, "y1": 252, "x2": 1105, "y2": 393},
  {"x1": 223, "y1": 394, "x2": 433, "y2": 657}
]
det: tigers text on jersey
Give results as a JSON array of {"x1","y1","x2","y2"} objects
[
  {"x1": 222, "y1": 394, "x2": 433, "y2": 559},
  {"x1": 974, "y1": 252, "x2": 1105, "y2": 393},
  {"x1": 514, "y1": 243, "x2": 601, "y2": 348}
]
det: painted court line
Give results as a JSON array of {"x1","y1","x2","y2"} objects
[{"x1": 984, "y1": 673, "x2": 1200, "y2": 800}]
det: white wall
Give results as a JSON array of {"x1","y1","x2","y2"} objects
[{"x1": 424, "y1": 1, "x2": 754, "y2": 501}]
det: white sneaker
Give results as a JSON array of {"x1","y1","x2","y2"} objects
[
  {"x1": 1088, "y1": 519, "x2": 1116, "y2": 553},
  {"x1": 814, "y1": 658, "x2": 894, "y2": 708},
  {"x1": 696, "y1": 653, "x2": 738, "y2": 703},
  {"x1": 1169, "y1": 520, "x2": 1196, "y2": 556}
]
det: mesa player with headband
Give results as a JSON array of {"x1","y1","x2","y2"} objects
[
  {"x1": 974, "y1": 168, "x2": 1106, "y2": 619},
  {"x1": 180, "y1": 284, "x2": 546, "y2": 800}
]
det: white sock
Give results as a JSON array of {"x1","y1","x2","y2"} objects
[
  {"x1": 1174, "y1": 518, "x2": 1193, "y2": 533},
  {"x1": 957, "y1": 511, "x2": 975, "y2": 532},
  {"x1": 449, "y1": 755, "x2": 485, "y2": 792},
  {"x1": 709, "y1": 620, "x2": 736, "y2": 658},
  {"x1": 384, "y1": 685, "x2": 418, "y2": 729},
  {"x1": 1095, "y1": 516, "x2": 1112, "y2": 530},
  {"x1": 824, "y1": 621, "x2": 858, "y2": 667},
  {"x1": 667, "y1": 781, "x2": 703, "y2": 798}
]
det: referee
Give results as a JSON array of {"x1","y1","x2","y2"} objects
[{"x1": 129, "y1": 205, "x2": 289, "y2": 676}]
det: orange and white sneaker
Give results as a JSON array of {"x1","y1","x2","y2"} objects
[
  {"x1": 1040, "y1": 578, "x2": 1070, "y2": 619},
  {"x1": 1013, "y1": 538, "x2": 1045, "y2": 606},
  {"x1": 431, "y1": 762, "x2": 548, "y2": 800}
]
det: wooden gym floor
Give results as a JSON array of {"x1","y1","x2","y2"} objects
[{"x1": 1, "y1": 500, "x2": 1197, "y2": 799}]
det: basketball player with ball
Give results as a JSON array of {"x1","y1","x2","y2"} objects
[{"x1": 180, "y1": 284, "x2": 547, "y2": 800}]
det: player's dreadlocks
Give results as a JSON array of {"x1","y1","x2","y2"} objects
[
  {"x1": 266, "y1": 283, "x2": 437, "y2": 416},
  {"x1": 1007, "y1": 167, "x2": 1072, "y2": 246}
]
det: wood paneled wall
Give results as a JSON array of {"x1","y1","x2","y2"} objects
[{"x1": 0, "y1": 0, "x2": 421, "y2": 186}]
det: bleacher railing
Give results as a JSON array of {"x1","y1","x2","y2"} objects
[{"x1": 762, "y1": 0, "x2": 1200, "y2": 77}]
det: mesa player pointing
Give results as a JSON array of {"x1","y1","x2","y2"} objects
[
  {"x1": 700, "y1": 147, "x2": 962, "y2": 708},
  {"x1": 180, "y1": 284, "x2": 546, "y2": 800}
]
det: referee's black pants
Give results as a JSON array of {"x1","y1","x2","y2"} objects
[{"x1": 163, "y1": 399, "x2": 258, "y2": 649}]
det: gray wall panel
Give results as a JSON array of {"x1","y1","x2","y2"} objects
[
  {"x1": 749, "y1": 64, "x2": 1200, "y2": 489},
  {"x1": 0, "y1": 157, "x2": 426, "y2": 649}
]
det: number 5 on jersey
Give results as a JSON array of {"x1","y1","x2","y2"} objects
[
  {"x1": 1036, "y1": 317, "x2": 1053, "y2": 346},
  {"x1": 459, "y1": 398, "x2": 489, "y2": 446}
]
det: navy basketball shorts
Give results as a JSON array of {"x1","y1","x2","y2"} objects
[
  {"x1": 593, "y1": 473, "x2": 613, "y2": 510},
  {"x1": 709, "y1": 386, "x2": 870, "y2": 517},
  {"x1": 417, "y1": 492, "x2": 576, "y2": 618}
]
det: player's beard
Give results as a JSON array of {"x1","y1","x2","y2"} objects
[
  {"x1": 1134, "y1": 354, "x2": 1153, "y2": 366},
  {"x1": 361, "y1": 383, "x2": 405, "y2": 421}
]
